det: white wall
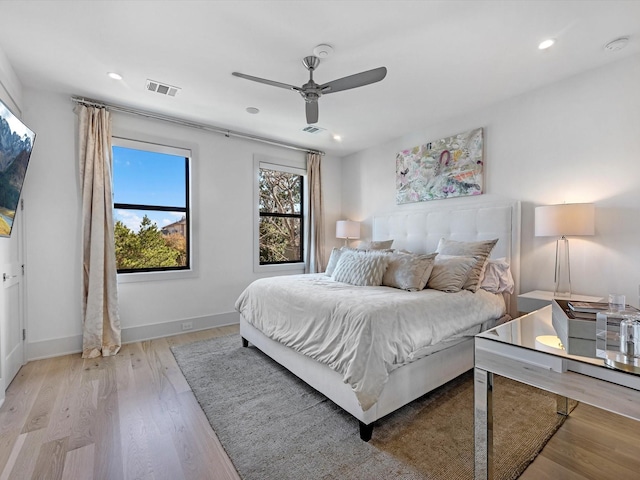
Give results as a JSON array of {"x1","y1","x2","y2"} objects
[
  {"x1": 13, "y1": 52, "x2": 640, "y2": 359},
  {"x1": 20, "y1": 89, "x2": 342, "y2": 359},
  {"x1": 341, "y1": 54, "x2": 640, "y2": 307}
]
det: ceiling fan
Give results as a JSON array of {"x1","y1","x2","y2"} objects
[{"x1": 232, "y1": 56, "x2": 387, "y2": 124}]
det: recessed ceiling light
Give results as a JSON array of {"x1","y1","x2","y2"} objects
[
  {"x1": 332, "y1": 134, "x2": 342, "y2": 141},
  {"x1": 107, "y1": 72, "x2": 123, "y2": 80},
  {"x1": 538, "y1": 39, "x2": 555, "y2": 50},
  {"x1": 246, "y1": 107, "x2": 260, "y2": 114}
]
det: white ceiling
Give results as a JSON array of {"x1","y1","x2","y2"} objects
[{"x1": 1, "y1": 1, "x2": 639, "y2": 157}]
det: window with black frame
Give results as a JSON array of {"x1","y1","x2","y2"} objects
[
  {"x1": 258, "y1": 165, "x2": 304, "y2": 265},
  {"x1": 112, "y1": 139, "x2": 190, "y2": 273}
]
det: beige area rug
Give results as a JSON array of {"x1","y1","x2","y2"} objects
[{"x1": 171, "y1": 334, "x2": 574, "y2": 480}]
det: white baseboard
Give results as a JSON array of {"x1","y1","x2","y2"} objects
[{"x1": 26, "y1": 311, "x2": 240, "y2": 361}]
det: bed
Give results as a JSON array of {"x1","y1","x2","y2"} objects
[{"x1": 236, "y1": 197, "x2": 521, "y2": 440}]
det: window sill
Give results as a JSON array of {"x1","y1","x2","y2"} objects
[
  {"x1": 254, "y1": 263, "x2": 305, "y2": 275},
  {"x1": 117, "y1": 268, "x2": 197, "y2": 283}
]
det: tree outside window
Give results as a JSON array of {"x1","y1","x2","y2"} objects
[
  {"x1": 259, "y1": 167, "x2": 303, "y2": 264},
  {"x1": 112, "y1": 140, "x2": 190, "y2": 273}
]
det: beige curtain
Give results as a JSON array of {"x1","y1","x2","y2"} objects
[
  {"x1": 77, "y1": 105, "x2": 121, "y2": 358},
  {"x1": 305, "y1": 152, "x2": 325, "y2": 273}
]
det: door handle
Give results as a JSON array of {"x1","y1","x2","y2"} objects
[{"x1": 3, "y1": 273, "x2": 17, "y2": 282}]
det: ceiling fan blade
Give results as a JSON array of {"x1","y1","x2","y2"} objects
[
  {"x1": 306, "y1": 101, "x2": 319, "y2": 124},
  {"x1": 320, "y1": 66, "x2": 387, "y2": 94},
  {"x1": 232, "y1": 72, "x2": 300, "y2": 91}
]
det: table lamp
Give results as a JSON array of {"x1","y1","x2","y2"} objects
[
  {"x1": 535, "y1": 203, "x2": 595, "y2": 297},
  {"x1": 336, "y1": 220, "x2": 360, "y2": 247}
]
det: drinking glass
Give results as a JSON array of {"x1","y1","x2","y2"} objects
[{"x1": 608, "y1": 293, "x2": 626, "y2": 312}]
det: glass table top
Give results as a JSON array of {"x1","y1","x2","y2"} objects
[{"x1": 477, "y1": 303, "x2": 640, "y2": 374}]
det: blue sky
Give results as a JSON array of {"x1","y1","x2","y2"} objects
[{"x1": 112, "y1": 146, "x2": 186, "y2": 232}]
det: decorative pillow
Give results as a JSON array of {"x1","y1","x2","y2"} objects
[
  {"x1": 325, "y1": 247, "x2": 358, "y2": 275},
  {"x1": 332, "y1": 250, "x2": 390, "y2": 286},
  {"x1": 427, "y1": 255, "x2": 476, "y2": 293},
  {"x1": 436, "y1": 238, "x2": 498, "y2": 292},
  {"x1": 382, "y1": 252, "x2": 437, "y2": 291},
  {"x1": 356, "y1": 239, "x2": 394, "y2": 251},
  {"x1": 480, "y1": 258, "x2": 515, "y2": 294},
  {"x1": 325, "y1": 247, "x2": 342, "y2": 275}
]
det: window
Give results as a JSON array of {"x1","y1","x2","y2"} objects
[
  {"x1": 258, "y1": 162, "x2": 304, "y2": 266},
  {"x1": 112, "y1": 138, "x2": 190, "y2": 274}
]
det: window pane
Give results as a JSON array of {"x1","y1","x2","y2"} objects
[
  {"x1": 259, "y1": 168, "x2": 301, "y2": 214},
  {"x1": 113, "y1": 146, "x2": 186, "y2": 207},
  {"x1": 259, "y1": 216, "x2": 301, "y2": 263},
  {"x1": 114, "y1": 209, "x2": 187, "y2": 270}
]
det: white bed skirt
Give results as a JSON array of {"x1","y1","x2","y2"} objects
[{"x1": 240, "y1": 316, "x2": 474, "y2": 427}]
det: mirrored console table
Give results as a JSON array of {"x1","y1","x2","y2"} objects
[{"x1": 474, "y1": 305, "x2": 640, "y2": 480}]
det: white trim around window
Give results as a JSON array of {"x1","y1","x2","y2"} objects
[
  {"x1": 112, "y1": 135, "x2": 198, "y2": 283},
  {"x1": 253, "y1": 154, "x2": 307, "y2": 274}
]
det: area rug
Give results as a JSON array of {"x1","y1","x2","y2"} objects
[{"x1": 171, "y1": 334, "x2": 573, "y2": 480}]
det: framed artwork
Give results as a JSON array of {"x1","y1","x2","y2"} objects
[{"x1": 396, "y1": 128, "x2": 483, "y2": 204}]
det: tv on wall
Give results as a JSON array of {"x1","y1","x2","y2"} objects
[{"x1": 0, "y1": 98, "x2": 35, "y2": 237}]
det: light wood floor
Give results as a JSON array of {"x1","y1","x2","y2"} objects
[{"x1": 0, "y1": 325, "x2": 638, "y2": 479}]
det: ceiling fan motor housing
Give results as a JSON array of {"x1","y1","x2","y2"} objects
[{"x1": 302, "y1": 56, "x2": 321, "y2": 71}]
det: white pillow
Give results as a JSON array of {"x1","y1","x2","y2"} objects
[
  {"x1": 332, "y1": 250, "x2": 390, "y2": 286},
  {"x1": 382, "y1": 252, "x2": 437, "y2": 291},
  {"x1": 480, "y1": 258, "x2": 514, "y2": 294},
  {"x1": 325, "y1": 247, "x2": 358, "y2": 275},
  {"x1": 325, "y1": 247, "x2": 342, "y2": 275}
]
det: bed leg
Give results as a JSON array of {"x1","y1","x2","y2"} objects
[
  {"x1": 359, "y1": 421, "x2": 373, "y2": 442},
  {"x1": 241, "y1": 337, "x2": 249, "y2": 348}
]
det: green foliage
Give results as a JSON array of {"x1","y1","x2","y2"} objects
[
  {"x1": 115, "y1": 215, "x2": 185, "y2": 270},
  {"x1": 260, "y1": 217, "x2": 301, "y2": 263}
]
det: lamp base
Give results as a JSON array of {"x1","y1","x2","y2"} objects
[
  {"x1": 554, "y1": 236, "x2": 572, "y2": 298},
  {"x1": 553, "y1": 290, "x2": 571, "y2": 298}
]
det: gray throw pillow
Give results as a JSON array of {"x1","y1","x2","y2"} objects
[
  {"x1": 427, "y1": 255, "x2": 476, "y2": 293},
  {"x1": 435, "y1": 238, "x2": 498, "y2": 292},
  {"x1": 356, "y1": 239, "x2": 394, "y2": 250},
  {"x1": 382, "y1": 252, "x2": 437, "y2": 291}
]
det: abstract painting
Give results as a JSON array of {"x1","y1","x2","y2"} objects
[{"x1": 396, "y1": 128, "x2": 483, "y2": 204}]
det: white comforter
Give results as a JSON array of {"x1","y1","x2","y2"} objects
[{"x1": 235, "y1": 273, "x2": 506, "y2": 411}]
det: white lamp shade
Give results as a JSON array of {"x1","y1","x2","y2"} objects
[
  {"x1": 336, "y1": 220, "x2": 360, "y2": 239},
  {"x1": 535, "y1": 203, "x2": 595, "y2": 237}
]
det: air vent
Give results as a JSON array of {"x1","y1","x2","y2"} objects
[
  {"x1": 302, "y1": 125, "x2": 326, "y2": 134},
  {"x1": 146, "y1": 79, "x2": 181, "y2": 97}
]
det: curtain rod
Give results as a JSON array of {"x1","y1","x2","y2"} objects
[{"x1": 71, "y1": 96, "x2": 324, "y2": 156}]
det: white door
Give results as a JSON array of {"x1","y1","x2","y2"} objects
[{"x1": 0, "y1": 199, "x2": 25, "y2": 401}]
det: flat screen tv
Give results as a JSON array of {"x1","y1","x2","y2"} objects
[{"x1": 0, "y1": 98, "x2": 35, "y2": 237}]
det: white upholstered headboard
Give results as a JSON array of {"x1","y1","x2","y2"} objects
[{"x1": 372, "y1": 197, "x2": 521, "y2": 317}]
